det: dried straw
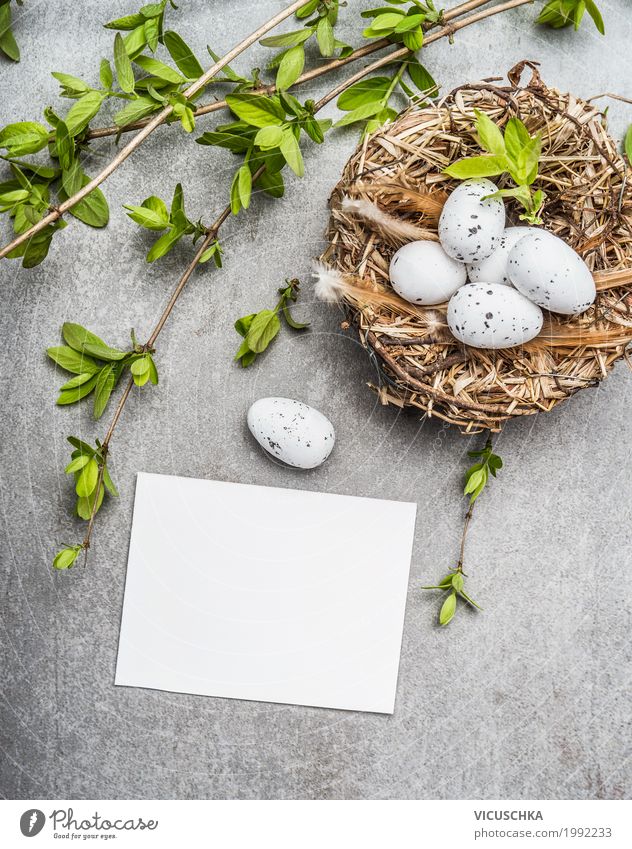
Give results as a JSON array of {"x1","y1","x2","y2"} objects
[{"x1": 320, "y1": 61, "x2": 632, "y2": 432}]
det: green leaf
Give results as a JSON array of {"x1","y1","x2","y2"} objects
[
  {"x1": 226, "y1": 93, "x2": 286, "y2": 128},
  {"x1": 246, "y1": 309, "x2": 281, "y2": 353},
  {"x1": 114, "y1": 32, "x2": 136, "y2": 93},
  {"x1": 62, "y1": 323, "x2": 126, "y2": 361},
  {"x1": 370, "y1": 12, "x2": 405, "y2": 31},
  {"x1": 316, "y1": 17, "x2": 335, "y2": 56},
  {"x1": 51, "y1": 72, "x2": 90, "y2": 98},
  {"x1": 625, "y1": 126, "x2": 632, "y2": 168},
  {"x1": 93, "y1": 363, "x2": 119, "y2": 419},
  {"x1": 406, "y1": 59, "x2": 439, "y2": 99},
  {"x1": 259, "y1": 28, "x2": 312, "y2": 48},
  {"x1": 451, "y1": 572, "x2": 464, "y2": 592},
  {"x1": 67, "y1": 436, "x2": 94, "y2": 454},
  {"x1": 56, "y1": 374, "x2": 99, "y2": 405},
  {"x1": 65, "y1": 455, "x2": 90, "y2": 474},
  {"x1": 130, "y1": 355, "x2": 151, "y2": 376},
  {"x1": 146, "y1": 227, "x2": 183, "y2": 262},
  {"x1": 394, "y1": 13, "x2": 425, "y2": 33},
  {"x1": 76, "y1": 483, "x2": 104, "y2": 520},
  {"x1": 0, "y1": 122, "x2": 50, "y2": 156},
  {"x1": 503, "y1": 117, "x2": 532, "y2": 163},
  {"x1": 134, "y1": 54, "x2": 184, "y2": 84},
  {"x1": 64, "y1": 91, "x2": 104, "y2": 137},
  {"x1": 124, "y1": 199, "x2": 169, "y2": 230},
  {"x1": 237, "y1": 164, "x2": 252, "y2": 209},
  {"x1": 296, "y1": 0, "x2": 319, "y2": 19},
  {"x1": 254, "y1": 125, "x2": 283, "y2": 149},
  {"x1": 103, "y1": 463, "x2": 119, "y2": 497},
  {"x1": 337, "y1": 77, "x2": 392, "y2": 111},
  {"x1": 585, "y1": 0, "x2": 605, "y2": 33},
  {"x1": 59, "y1": 372, "x2": 97, "y2": 390},
  {"x1": 0, "y1": 4, "x2": 19, "y2": 62},
  {"x1": 282, "y1": 304, "x2": 309, "y2": 330},
  {"x1": 104, "y1": 13, "x2": 146, "y2": 30},
  {"x1": 402, "y1": 27, "x2": 423, "y2": 50},
  {"x1": 276, "y1": 44, "x2": 305, "y2": 90},
  {"x1": 444, "y1": 155, "x2": 508, "y2": 180},
  {"x1": 235, "y1": 314, "x2": 257, "y2": 337},
  {"x1": 475, "y1": 110, "x2": 505, "y2": 156},
  {"x1": 100, "y1": 58, "x2": 114, "y2": 90},
  {"x1": 53, "y1": 546, "x2": 82, "y2": 570},
  {"x1": 55, "y1": 121, "x2": 74, "y2": 171},
  {"x1": 47, "y1": 345, "x2": 100, "y2": 374},
  {"x1": 334, "y1": 101, "x2": 385, "y2": 128},
  {"x1": 147, "y1": 355, "x2": 159, "y2": 385},
  {"x1": 76, "y1": 457, "x2": 99, "y2": 498},
  {"x1": 279, "y1": 129, "x2": 304, "y2": 176},
  {"x1": 459, "y1": 590, "x2": 483, "y2": 610},
  {"x1": 114, "y1": 96, "x2": 160, "y2": 127},
  {"x1": 439, "y1": 592, "x2": 457, "y2": 626},
  {"x1": 59, "y1": 175, "x2": 109, "y2": 228},
  {"x1": 61, "y1": 158, "x2": 83, "y2": 196},
  {"x1": 163, "y1": 30, "x2": 204, "y2": 78}
]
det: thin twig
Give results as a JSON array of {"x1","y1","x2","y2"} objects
[
  {"x1": 456, "y1": 502, "x2": 474, "y2": 572},
  {"x1": 0, "y1": 0, "x2": 307, "y2": 261}
]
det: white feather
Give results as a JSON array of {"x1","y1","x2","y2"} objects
[{"x1": 312, "y1": 261, "x2": 346, "y2": 303}]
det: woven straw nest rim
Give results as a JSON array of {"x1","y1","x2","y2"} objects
[{"x1": 321, "y1": 61, "x2": 632, "y2": 433}]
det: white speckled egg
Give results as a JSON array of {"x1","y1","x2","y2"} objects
[
  {"x1": 507, "y1": 229, "x2": 596, "y2": 315},
  {"x1": 447, "y1": 282, "x2": 544, "y2": 349},
  {"x1": 389, "y1": 240, "x2": 467, "y2": 305},
  {"x1": 438, "y1": 178, "x2": 505, "y2": 263},
  {"x1": 467, "y1": 226, "x2": 533, "y2": 286},
  {"x1": 247, "y1": 397, "x2": 335, "y2": 469}
]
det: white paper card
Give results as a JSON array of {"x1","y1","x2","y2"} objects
[{"x1": 115, "y1": 473, "x2": 417, "y2": 714}]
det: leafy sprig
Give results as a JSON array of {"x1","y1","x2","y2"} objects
[
  {"x1": 0, "y1": 0, "x2": 22, "y2": 61},
  {"x1": 444, "y1": 110, "x2": 546, "y2": 225},
  {"x1": 260, "y1": 0, "x2": 352, "y2": 91},
  {"x1": 422, "y1": 437, "x2": 502, "y2": 626},
  {"x1": 361, "y1": 0, "x2": 442, "y2": 50},
  {"x1": 235, "y1": 279, "x2": 309, "y2": 367},
  {"x1": 47, "y1": 322, "x2": 158, "y2": 419},
  {"x1": 124, "y1": 182, "x2": 222, "y2": 263},
  {"x1": 197, "y1": 92, "x2": 332, "y2": 210},
  {"x1": 537, "y1": 0, "x2": 605, "y2": 34}
]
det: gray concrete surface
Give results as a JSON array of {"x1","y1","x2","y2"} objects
[{"x1": 1, "y1": 0, "x2": 631, "y2": 800}]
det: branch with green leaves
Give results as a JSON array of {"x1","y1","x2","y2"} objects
[
  {"x1": 537, "y1": 0, "x2": 604, "y2": 33},
  {"x1": 444, "y1": 110, "x2": 546, "y2": 224},
  {"x1": 235, "y1": 279, "x2": 309, "y2": 368},
  {"x1": 422, "y1": 437, "x2": 502, "y2": 626}
]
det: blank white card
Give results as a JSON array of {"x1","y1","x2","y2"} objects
[{"x1": 115, "y1": 473, "x2": 417, "y2": 714}]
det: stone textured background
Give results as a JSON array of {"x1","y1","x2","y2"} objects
[{"x1": 1, "y1": 0, "x2": 631, "y2": 800}]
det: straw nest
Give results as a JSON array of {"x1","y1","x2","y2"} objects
[{"x1": 320, "y1": 61, "x2": 632, "y2": 432}]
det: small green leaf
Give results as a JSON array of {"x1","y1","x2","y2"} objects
[
  {"x1": 444, "y1": 155, "x2": 508, "y2": 180},
  {"x1": 163, "y1": 30, "x2": 204, "y2": 78},
  {"x1": 439, "y1": 591, "x2": 457, "y2": 626},
  {"x1": 65, "y1": 455, "x2": 90, "y2": 474},
  {"x1": 146, "y1": 227, "x2": 183, "y2": 262},
  {"x1": 255, "y1": 125, "x2": 284, "y2": 149},
  {"x1": 64, "y1": 91, "x2": 104, "y2": 137},
  {"x1": 124, "y1": 201, "x2": 169, "y2": 230},
  {"x1": 133, "y1": 54, "x2": 184, "y2": 84},
  {"x1": 76, "y1": 457, "x2": 99, "y2": 497},
  {"x1": 316, "y1": 17, "x2": 335, "y2": 56},
  {"x1": 114, "y1": 32, "x2": 136, "y2": 93},
  {"x1": 337, "y1": 77, "x2": 392, "y2": 111},
  {"x1": 276, "y1": 44, "x2": 305, "y2": 90},
  {"x1": 625, "y1": 126, "x2": 632, "y2": 167},
  {"x1": 76, "y1": 483, "x2": 104, "y2": 520},
  {"x1": 226, "y1": 93, "x2": 286, "y2": 128},
  {"x1": 100, "y1": 58, "x2": 114, "y2": 90},
  {"x1": 47, "y1": 345, "x2": 100, "y2": 374},
  {"x1": 62, "y1": 323, "x2": 126, "y2": 361},
  {"x1": 452, "y1": 573, "x2": 464, "y2": 592},
  {"x1": 259, "y1": 28, "x2": 312, "y2": 48},
  {"x1": 103, "y1": 463, "x2": 119, "y2": 497},
  {"x1": 334, "y1": 101, "x2": 384, "y2": 128},
  {"x1": 93, "y1": 363, "x2": 119, "y2": 419},
  {"x1": 235, "y1": 314, "x2": 257, "y2": 337},
  {"x1": 53, "y1": 546, "x2": 82, "y2": 570},
  {"x1": 57, "y1": 374, "x2": 99, "y2": 405},
  {"x1": 279, "y1": 129, "x2": 304, "y2": 176},
  {"x1": 475, "y1": 110, "x2": 506, "y2": 156},
  {"x1": 246, "y1": 309, "x2": 281, "y2": 353},
  {"x1": 0, "y1": 122, "x2": 50, "y2": 156},
  {"x1": 114, "y1": 96, "x2": 160, "y2": 127}
]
